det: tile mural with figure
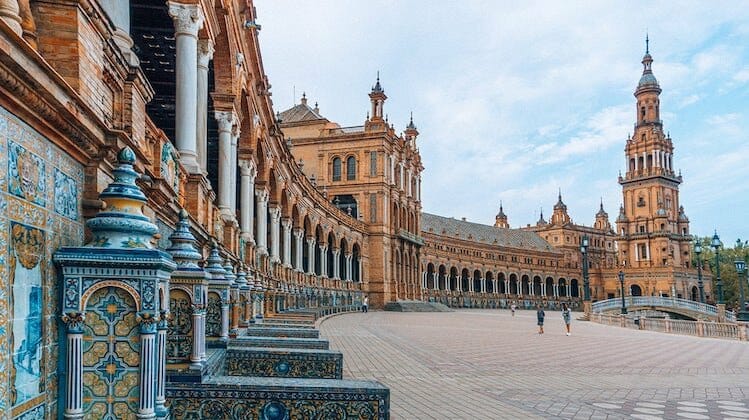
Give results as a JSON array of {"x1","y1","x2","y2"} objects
[{"x1": 0, "y1": 105, "x2": 84, "y2": 418}]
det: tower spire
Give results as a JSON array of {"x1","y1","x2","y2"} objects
[{"x1": 645, "y1": 32, "x2": 649, "y2": 54}]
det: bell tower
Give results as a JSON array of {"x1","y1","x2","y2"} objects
[{"x1": 617, "y1": 39, "x2": 691, "y2": 269}]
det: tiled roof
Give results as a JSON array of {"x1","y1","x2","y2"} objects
[
  {"x1": 278, "y1": 103, "x2": 325, "y2": 123},
  {"x1": 421, "y1": 212, "x2": 555, "y2": 252}
]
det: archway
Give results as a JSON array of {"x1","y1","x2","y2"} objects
[
  {"x1": 485, "y1": 271, "x2": 494, "y2": 294},
  {"x1": 461, "y1": 268, "x2": 470, "y2": 292},
  {"x1": 690, "y1": 286, "x2": 698, "y2": 302},
  {"x1": 438, "y1": 265, "x2": 447, "y2": 290},
  {"x1": 631, "y1": 284, "x2": 643, "y2": 296},
  {"x1": 426, "y1": 263, "x2": 436, "y2": 289},
  {"x1": 533, "y1": 275, "x2": 542, "y2": 296},
  {"x1": 521, "y1": 275, "x2": 530, "y2": 295},
  {"x1": 509, "y1": 274, "x2": 518, "y2": 295},
  {"x1": 558, "y1": 278, "x2": 567, "y2": 297},
  {"x1": 570, "y1": 279, "x2": 579, "y2": 298},
  {"x1": 473, "y1": 270, "x2": 482, "y2": 293},
  {"x1": 545, "y1": 277, "x2": 554, "y2": 297},
  {"x1": 498, "y1": 272, "x2": 506, "y2": 294},
  {"x1": 449, "y1": 267, "x2": 458, "y2": 291}
]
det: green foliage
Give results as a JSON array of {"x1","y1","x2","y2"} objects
[{"x1": 693, "y1": 236, "x2": 749, "y2": 311}]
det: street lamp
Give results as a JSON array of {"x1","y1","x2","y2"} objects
[
  {"x1": 581, "y1": 235, "x2": 590, "y2": 301},
  {"x1": 711, "y1": 231, "x2": 723, "y2": 304},
  {"x1": 694, "y1": 239, "x2": 705, "y2": 303},
  {"x1": 733, "y1": 259, "x2": 749, "y2": 321},
  {"x1": 618, "y1": 270, "x2": 627, "y2": 314}
]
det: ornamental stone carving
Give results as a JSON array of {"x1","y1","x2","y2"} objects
[{"x1": 167, "y1": 2, "x2": 204, "y2": 37}]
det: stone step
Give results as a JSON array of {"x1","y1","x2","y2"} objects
[
  {"x1": 244, "y1": 326, "x2": 320, "y2": 339},
  {"x1": 232, "y1": 336, "x2": 330, "y2": 350},
  {"x1": 167, "y1": 376, "x2": 389, "y2": 420},
  {"x1": 383, "y1": 300, "x2": 454, "y2": 312},
  {"x1": 251, "y1": 321, "x2": 316, "y2": 329},
  {"x1": 223, "y1": 347, "x2": 342, "y2": 379}
]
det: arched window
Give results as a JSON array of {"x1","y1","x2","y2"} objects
[
  {"x1": 332, "y1": 157, "x2": 341, "y2": 181},
  {"x1": 347, "y1": 156, "x2": 356, "y2": 180}
]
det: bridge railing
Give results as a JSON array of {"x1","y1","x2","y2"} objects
[
  {"x1": 591, "y1": 313, "x2": 748, "y2": 341},
  {"x1": 591, "y1": 296, "x2": 736, "y2": 322}
]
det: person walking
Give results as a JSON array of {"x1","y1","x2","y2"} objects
[
  {"x1": 362, "y1": 295, "x2": 369, "y2": 313},
  {"x1": 510, "y1": 302, "x2": 517, "y2": 317},
  {"x1": 536, "y1": 304, "x2": 545, "y2": 334},
  {"x1": 562, "y1": 303, "x2": 572, "y2": 336}
]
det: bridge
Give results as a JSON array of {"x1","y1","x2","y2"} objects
[{"x1": 591, "y1": 296, "x2": 736, "y2": 322}]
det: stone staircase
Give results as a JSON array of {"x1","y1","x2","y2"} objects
[
  {"x1": 384, "y1": 300, "x2": 454, "y2": 312},
  {"x1": 167, "y1": 308, "x2": 389, "y2": 419}
]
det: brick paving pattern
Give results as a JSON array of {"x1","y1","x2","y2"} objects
[{"x1": 319, "y1": 309, "x2": 749, "y2": 419}]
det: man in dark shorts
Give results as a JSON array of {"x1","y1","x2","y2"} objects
[{"x1": 536, "y1": 304, "x2": 545, "y2": 334}]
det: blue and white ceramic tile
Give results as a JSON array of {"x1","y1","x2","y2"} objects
[{"x1": 53, "y1": 169, "x2": 77, "y2": 221}]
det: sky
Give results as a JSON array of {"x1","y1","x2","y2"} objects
[{"x1": 255, "y1": 1, "x2": 749, "y2": 243}]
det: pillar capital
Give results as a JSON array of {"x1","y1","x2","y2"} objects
[
  {"x1": 281, "y1": 218, "x2": 292, "y2": 229},
  {"x1": 255, "y1": 187, "x2": 269, "y2": 202},
  {"x1": 167, "y1": 2, "x2": 204, "y2": 37},
  {"x1": 215, "y1": 110, "x2": 236, "y2": 133},
  {"x1": 197, "y1": 38, "x2": 214, "y2": 68},
  {"x1": 239, "y1": 159, "x2": 257, "y2": 177},
  {"x1": 268, "y1": 206, "x2": 281, "y2": 220}
]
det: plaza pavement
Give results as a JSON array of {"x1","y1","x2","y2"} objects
[{"x1": 319, "y1": 309, "x2": 749, "y2": 420}]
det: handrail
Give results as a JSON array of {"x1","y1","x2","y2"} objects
[{"x1": 591, "y1": 296, "x2": 735, "y2": 322}]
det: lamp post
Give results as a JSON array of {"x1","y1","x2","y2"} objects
[
  {"x1": 581, "y1": 235, "x2": 590, "y2": 301},
  {"x1": 733, "y1": 259, "x2": 749, "y2": 321},
  {"x1": 694, "y1": 239, "x2": 705, "y2": 303},
  {"x1": 618, "y1": 270, "x2": 627, "y2": 314},
  {"x1": 581, "y1": 234, "x2": 591, "y2": 319},
  {"x1": 711, "y1": 231, "x2": 723, "y2": 304}
]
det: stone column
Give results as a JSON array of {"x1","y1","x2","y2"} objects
[
  {"x1": 196, "y1": 39, "x2": 214, "y2": 172},
  {"x1": 240, "y1": 160, "x2": 256, "y2": 244},
  {"x1": 215, "y1": 111, "x2": 235, "y2": 216},
  {"x1": 345, "y1": 253, "x2": 353, "y2": 281},
  {"x1": 567, "y1": 284, "x2": 572, "y2": 297},
  {"x1": 282, "y1": 219, "x2": 292, "y2": 267},
  {"x1": 293, "y1": 228, "x2": 304, "y2": 271},
  {"x1": 269, "y1": 206, "x2": 281, "y2": 263},
  {"x1": 541, "y1": 283, "x2": 546, "y2": 297},
  {"x1": 190, "y1": 306, "x2": 202, "y2": 367},
  {"x1": 505, "y1": 279, "x2": 510, "y2": 294},
  {"x1": 230, "y1": 125, "x2": 240, "y2": 211},
  {"x1": 220, "y1": 293, "x2": 230, "y2": 341},
  {"x1": 155, "y1": 314, "x2": 168, "y2": 417},
  {"x1": 198, "y1": 309, "x2": 206, "y2": 362},
  {"x1": 138, "y1": 318, "x2": 157, "y2": 419},
  {"x1": 168, "y1": 2, "x2": 204, "y2": 173},
  {"x1": 0, "y1": 0, "x2": 22, "y2": 36},
  {"x1": 481, "y1": 278, "x2": 486, "y2": 294},
  {"x1": 255, "y1": 189, "x2": 269, "y2": 254},
  {"x1": 63, "y1": 313, "x2": 84, "y2": 419},
  {"x1": 319, "y1": 244, "x2": 328, "y2": 278},
  {"x1": 306, "y1": 237, "x2": 316, "y2": 275},
  {"x1": 333, "y1": 249, "x2": 341, "y2": 279}
]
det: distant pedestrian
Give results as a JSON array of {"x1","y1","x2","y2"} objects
[
  {"x1": 536, "y1": 304, "x2": 545, "y2": 334},
  {"x1": 562, "y1": 303, "x2": 572, "y2": 336},
  {"x1": 510, "y1": 302, "x2": 517, "y2": 317},
  {"x1": 362, "y1": 295, "x2": 369, "y2": 313}
]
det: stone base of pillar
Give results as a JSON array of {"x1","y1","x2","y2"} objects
[
  {"x1": 717, "y1": 304, "x2": 726, "y2": 323},
  {"x1": 581, "y1": 301, "x2": 592, "y2": 321},
  {"x1": 180, "y1": 152, "x2": 202, "y2": 175}
]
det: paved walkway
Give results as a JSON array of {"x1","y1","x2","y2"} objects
[{"x1": 319, "y1": 309, "x2": 749, "y2": 420}]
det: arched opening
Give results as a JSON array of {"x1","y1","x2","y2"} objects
[
  {"x1": 631, "y1": 284, "x2": 643, "y2": 296},
  {"x1": 346, "y1": 156, "x2": 356, "y2": 180},
  {"x1": 332, "y1": 157, "x2": 342, "y2": 181},
  {"x1": 485, "y1": 271, "x2": 494, "y2": 294},
  {"x1": 558, "y1": 278, "x2": 568, "y2": 297},
  {"x1": 690, "y1": 286, "x2": 698, "y2": 302},
  {"x1": 498, "y1": 272, "x2": 506, "y2": 294},
  {"x1": 333, "y1": 194, "x2": 358, "y2": 218},
  {"x1": 352, "y1": 244, "x2": 361, "y2": 282},
  {"x1": 461, "y1": 269, "x2": 470, "y2": 292},
  {"x1": 521, "y1": 275, "x2": 530, "y2": 295},
  {"x1": 533, "y1": 275, "x2": 542, "y2": 296},
  {"x1": 438, "y1": 265, "x2": 447, "y2": 290},
  {"x1": 509, "y1": 274, "x2": 518, "y2": 295},
  {"x1": 427, "y1": 263, "x2": 435, "y2": 289},
  {"x1": 449, "y1": 267, "x2": 458, "y2": 291},
  {"x1": 473, "y1": 270, "x2": 482, "y2": 293},
  {"x1": 570, "y1": 279, "x2": 580, "y2": 298},
  {"x1": 302, "y1": 217, "x2": 311, "y2": 273},
  {"x1": 314, "y1": 225, "x2": 323, "y2": 276},
  {"x1": 327, "y1": 232, "x2": 335, "y2": 278},
  {"x1": 339, "y1": 238, "x2": 349, "y2": 281},
  {"x1": 545, "y1": 277, "x2": 554, "y2": 297}
]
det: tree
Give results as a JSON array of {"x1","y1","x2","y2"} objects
[{"x1": 693, "y1": 236, "x2": 748, "y2": 311}]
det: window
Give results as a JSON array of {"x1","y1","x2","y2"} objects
[
  {"x1": 370, "y1": 194, "x2": 377, "y2": 223},
  {"x1": 370, "y1": 151, "x2": 377, "y2": 176},
  {"x1": 332, "y1": 157, "x2": 341, "y2": 181},
  {"x1": 347, "y1": 156, "x2": 356, "y2": 180},
  {"x1": 639, "y1": 244, "x2": 648, "y2": 260}
]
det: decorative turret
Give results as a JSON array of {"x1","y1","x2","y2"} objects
[
  {"x1": 369, "y1": 71, "x2": 387, "y2": 121},
  {"x1": 494, "y1": 202, "x2": 509, "y2": 228},
  {"x1": 404, "y1": 112, "x2": 419, "y2": 143},
  {"x1": 86, "y1": 147, "x2": 159, "y2": 249},
  {"x1": 551, "y1": 190, "x2": 571, "y2": 225},
  {"x1": 594, "y1": 200, "x2": 611, "y2": 232},
  {"x1": 167, "y1": 209, "x2": 203, "y2": 270},
  {"x1": 223, "y1": 261, "x2": 236, "y2": 286},
  {"x1": 536, "y1": 209, "x2": 547, "y2": 227},
  {"x1": 205, "y1": 242, "x2": 226, "y2": 281}
]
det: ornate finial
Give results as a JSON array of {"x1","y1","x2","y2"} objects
[
  {"x1": 205, "y1": 243, "x2": 226, "y2": 280},
  {"x1": 167, "y1": 209, "x2": 203, "y2": 269},
  {"x1": 236, "y1": 265, "x2": 248, "y2": 288},
  {"x1": 223, "y1": 260, "x2": 236, "y2": 285},
  {"x1": 86, "y1": 147, "x2": 158, "y2": 249},
  {"x1": 645, "y1": 32, "x2": 649, "y2": 54}
]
